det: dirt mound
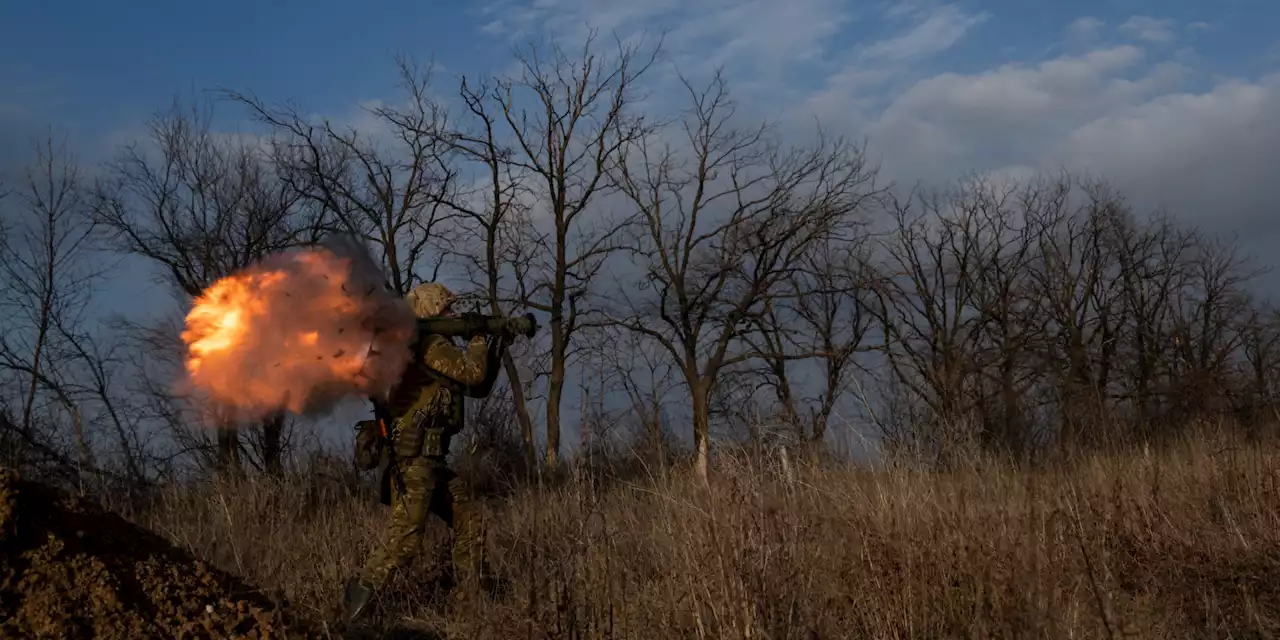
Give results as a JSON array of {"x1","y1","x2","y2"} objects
[{"x1": 0, "y1": 465, "x2": 326, "y2": 639}]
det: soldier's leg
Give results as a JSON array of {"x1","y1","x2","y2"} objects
[
  {"x1": 428, "y1": 465, "x2": 487, "y2": 585},
  {"x1": 359, "y1": 454, "x2": 438, "y2": 588}
]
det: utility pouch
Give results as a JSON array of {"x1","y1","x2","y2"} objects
[
  {"x1": 353, "y1": 419, "x2": 383, "y2": 470},
  {"x1": 421, "y1": 427, "x2": 451, "y2": 458},
  {"x1": 392, "y1": 410, "x2": 428, "y2": 459}
]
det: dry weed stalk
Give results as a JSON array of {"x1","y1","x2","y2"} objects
[{"x1": 116, "y1": 431, "x2": 1280, "y2": 638}]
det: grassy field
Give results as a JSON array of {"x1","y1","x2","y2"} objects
[{"x1": 120, "y1": 429, "x2": 1280, "y2": 639}]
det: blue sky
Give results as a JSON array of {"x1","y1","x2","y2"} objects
[
  {"x1": 1, "y1": 1, "x2": 1274, "y2": 162},
  {"x1": 1, "y1": 1, "x2": 1278, "y2": 452},
  {"x1": 1, "y1": 1, "x2": 499, "y2": 160},
  {"x1": 1, "y1": 0, "x2": 1275, "y2": 176},
  {"x1": 3, "y1": 0, "x2": 1276, "y2": 285}
]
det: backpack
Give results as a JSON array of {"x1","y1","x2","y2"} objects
[{"x1": 353, "y1": 413, "x2": 391, "y2": 471}]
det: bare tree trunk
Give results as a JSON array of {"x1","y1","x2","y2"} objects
[
  {"x1": 217, "y1": 426, "x2": 241, "y2": 475},
  {"x1": 546, "y1": 317, "x2": 566, "y2": 468},
  {"x1": 488, "y1": 223, "x2": 537, "y2": 474},
  {"x1": 19, "y1": 294, "x2": 50, "y2": 437},
  {"x1": 260, "y1": 412, "x2": 284, "y2": 475},
  {"x1": 691, "y1": 382, "x2": 712, "y2": 481},
  {"x1": 501, "y1": 353, "x2": 537, "y2": 473},
  {"x1": 19, "y1": 182, "x2": 58, "y2": 436}
]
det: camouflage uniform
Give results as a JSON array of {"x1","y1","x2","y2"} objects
[{"x1": 343, "y1": 283, "x2": 504, "y2": 621}]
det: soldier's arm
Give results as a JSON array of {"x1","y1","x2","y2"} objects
[
  {"x1": 465, "y1": 335, "x2": 508, "y2": 398},
  {"x1": 423, "y1": 334, "x2": 489, "y2": 387}
]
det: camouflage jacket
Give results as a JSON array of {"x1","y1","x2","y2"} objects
[
  {"x1": 383, "y1": 334, "x2": 492, "y2": 429},
  {"x1": 371, "y1": 332, "x2": 504, "y2": 503}
]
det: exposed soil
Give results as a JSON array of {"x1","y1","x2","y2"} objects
[{"x1": 0, "y1": 465, "x2": 326, "y2": 639}]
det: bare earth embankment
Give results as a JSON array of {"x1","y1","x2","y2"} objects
[{"x1": 0, "y1": 465, "x2": 323, "y2": 639}]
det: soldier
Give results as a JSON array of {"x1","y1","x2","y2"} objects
[{"x1": 341, "y1": 282, "x2": 507, "y2": 623}]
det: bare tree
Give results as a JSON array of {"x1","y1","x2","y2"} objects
[
  {"x1": 50, "y1": 313, "x2": 152, "y2": 486},
  {"x1": 869, "y1": 169, "x2": 1280, "y2": 457},
  {"x1": 964, "y1": 178, "x2": 1051, "y2": 458},
  {"x1": 1105, "y1": 208, "x2": 1197, "y2": 432},
  {"x1": 1162, "y1": 232, "x2": 1264, "y2": 420},
  {"x1": 869, "y1": 187, "x2": 987, "y2": 456},
  {"x1": 92, "y1": 98, "x2": 318, "y2": 475},
  {"x1": 743, "y1": 237, "x2": 877, "y2": 446},
  {"x1": 227, "y1": 57, "x2": 462, "y2": 296},
  {"x1": 608, "y1": 71, "x2": 880, "y2": 479},
  {"x1": 600, "y1": 327, "x2": 681, "y2": 467},
  {"x1": 1025, "y1": 176, "x2": 1124, "y2": 447},
  {"x1": 0, "y1": 135, "x2": 117, "y2": 484},
  {"x1": 431, "y1": 70, "x2": 542, "y2": 471},
  {"x1": 439, "y1": 32, "x2": 661, "y2": 468},
  {"x1": 1238, "y1": 303, "x2": 1280, "y2": 426}
]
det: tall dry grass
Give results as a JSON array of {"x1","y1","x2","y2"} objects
[{"x1": 123, "y1": 430, "x2": 1280, "y2": 639}]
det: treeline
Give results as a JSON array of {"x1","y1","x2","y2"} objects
[
  {"x1": 860, "y1": 176, "x2": 1274, "y2": 462},
  {"x1": 0, "y1": 34, "x2": 1275, "y2": 492}
]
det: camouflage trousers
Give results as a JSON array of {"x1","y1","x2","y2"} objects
[{"x1": 359, "y1": 452, "x2": 485, "y2": 588}]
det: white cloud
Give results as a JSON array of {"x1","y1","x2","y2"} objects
[
  {"x1": 1120, "y1": 15, "x2": 1177, "y2": 44},
  {"x1": 862, "y1": 3, "x2": 991, "y2": 61},
  {"x1": 476, "y1": 0, "x2": 994, "y2": 115},
  {"x1": 480, "y1": 0, "x2": 853, "y2": 80},
  {"x1": 1048, "y1": 74, "x2": 1280, "y2": 231},
  {"x1": 860, "y1": 46, "x2": 1176, "y2": 182},
  {"x1": 804, "y1": 42, "x2": 1277, "y2": 275}
]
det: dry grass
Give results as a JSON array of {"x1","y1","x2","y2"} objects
[{"x1": 121, "y1": 431, "x2": 1280, "y2": 639}]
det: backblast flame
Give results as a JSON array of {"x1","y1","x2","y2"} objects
[{"x1": 180, "y1": 237, "x2": 417, "y2": 421}]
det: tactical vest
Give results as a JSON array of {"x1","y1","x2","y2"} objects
[{"x1": 380, "y1": 336, "x2": 465, "y2": 434}]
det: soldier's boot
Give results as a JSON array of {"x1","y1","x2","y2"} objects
[{"x1": 341, "y1": 577, "x2": 376, "y2": 623}]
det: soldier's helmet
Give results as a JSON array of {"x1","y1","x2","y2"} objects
[{"x1": 406, "y1": 282, "x2": 458, "y2": 318}]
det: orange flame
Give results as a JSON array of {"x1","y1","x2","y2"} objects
[{"x1": 180, "y1": 242, "x2": 417, "y2": 421}]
